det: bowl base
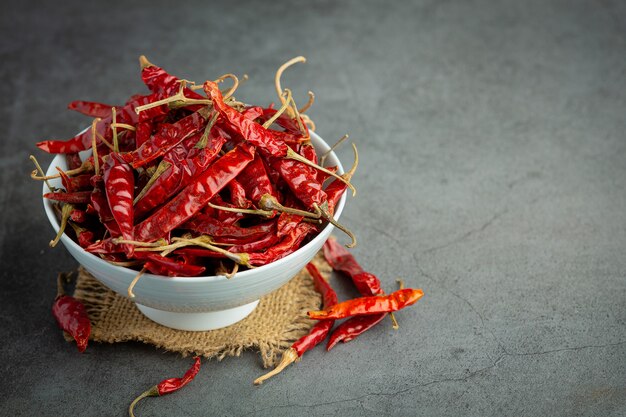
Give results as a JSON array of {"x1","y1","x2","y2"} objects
[{"x1": 135, "y1": 300, "x2": 260, "y2": 331}]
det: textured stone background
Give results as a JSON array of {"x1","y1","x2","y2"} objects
[{"x1": 1, "y1": 0, "x2": 625, "y2": 416}]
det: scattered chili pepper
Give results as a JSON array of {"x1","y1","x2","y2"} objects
[
  {"x1": 51, "y1": 273, "x2": 91, "y2": 353},
  {"x1": 308, "y1": 288, "x2": 424, "y2": 320},
  {"x1": 254, "y1": 262, "x2": 337, "y2": 385},
  {"x1": 128, "y1": 356, "x2": 201, "y2": 417}
]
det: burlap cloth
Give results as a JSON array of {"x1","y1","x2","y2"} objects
[{"x1": 69, "y1": 251, "x2": 330, "y2": 368}]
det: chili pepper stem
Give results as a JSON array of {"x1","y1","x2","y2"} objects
[
  {"x1": 138, "y1": 55, "x2": 154, "y2": 69},
  {"x1": 196, "y1": 111, "x2": 219, "y2": 150},
  {"x1": 389, "y1": 279, "x2": 405, "y2": 330},
  {"x1": 170, "y1": 236, "x2": 254, "y2": 267},
  {"x1": 286, "y1": 148, "x2": 356, "y2": 196},
  {"x1": 287, "y1": 94, "x2": 308, "y2": 137},
  {"x1": 208, "y1": 202, "x2": 274, "y2": 218},
  {"x1": 314, "y1": 202, "x2": 357, "y2": 248},
  {"x1": 31, "y1": 162, "x2": 91, "y2": 181},
  {"x1": 224, "y1": 262, "x2": 239, "y2": 279},
  {"x1": 262, "y1": 89, "x2": 292, "y2": 129},
  {"x1": 275, "y1": 56, "x2": 306, "y2": 118},
  {"x1": 29, "y1": 155, "x2": 57, "y2": 192},
  {"x1": 133, "y1": 161, "x2": 172, "y2": 205},
  {"x1": 259, "y1": 194, "x2": 321, "y2": 219},
  {"x1": 302, "y1": 114, "x2": 316, "y2": 132},
  {"x1": 320, "y1": 134, "x2": 349, "y2": 167},
  {"x1": 50, "y1": 204, "x2": 74, "y2": 247},
  {"x1": 214, "y1": 73, "x2": 240, "y2": 100},
  {"x1": 253, "y1": 347, "x2": 299, "y2": 385},
  {"x1": 127, "y1": 268, "x2": 146, "y2": 299},
  {"x1": 128, "y1": 385, "x2": 159, "y2": 417},
  {"x1": 298, "y1": 91, "x2": 315, "y2": 114}
]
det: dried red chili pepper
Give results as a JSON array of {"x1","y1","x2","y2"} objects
[
  {"x1": 135, "y1": 253, "x2": 206, "y2": 277},
  {"x1": 308, "y1": 288, "x2": 424, "y2": 320},
  {"x1": 134, "y1": 135, "x2": 226, "y2": 220},
  {"x1": 68, "y1": 222, "x2": 96, "y2": 248},
  {"x1": 254, "y1": 262, "x2": 336, "y2": 384},
  {"x1": 129, "y1": 109, "x2": 209, "y2": 168},
  {"x1": 322, "y1": 237, "x2": 364, "y2": 277},
  {"x1": 226, "y1": 178, "x2": 249, "y2": 208},
  {"x1": 204, "y1": 81, "x2": 288, "y2": 157},
  {"x1": 51, "y1": 273, "x2": 91, "y2": 353},
  {"x1": 228, "y1": 233, "x2": 280, "y2": 253},
  {"x1": 134, "y1": 144, "x2": 255, "y2": 242},
  {"x1": 103, "y1": 153, "x2": 135, "y2": 251},
  {"x1": 90, "y1": 176, "x2": 122, "y2": 238},
  {"x1": 37, "y1": 95, "x2": 152, "y2": 154},
  {"x1": 247, "y1": 222, "x2": 315, "y2": 266},
  {"x1": 68, "y1": 100, "x2": 117, "y2": 118},
  {"x1": 43, "y1": 191, "x2": 92, "y2": 204},
  {"x1": 236, "y1": 154, "x2": 279, "y2": 204},
  {"x1": 129, "y1": 356, "x2": 201, "y2": 417},
  {"x1": 182, "y1": 214, "x2": 274, "y2": 240}
]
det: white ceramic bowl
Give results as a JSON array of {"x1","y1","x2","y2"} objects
[{"x1": 43, "y1": 131, "x2": 346, "y2": 330}]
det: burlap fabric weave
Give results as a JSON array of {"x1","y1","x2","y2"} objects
[{"x1": 70, "y1": 251, "x2": 330, "y2": 368}]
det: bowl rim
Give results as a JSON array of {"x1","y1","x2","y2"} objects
[{"x1": 42, "y1": 130, "x2": 347, "y2": 284}]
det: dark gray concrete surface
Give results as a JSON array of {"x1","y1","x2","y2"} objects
[{"x1": 1, "y1": 0, "x2": 625, "y2": 416}]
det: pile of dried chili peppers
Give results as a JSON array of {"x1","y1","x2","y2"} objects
[
  {"x1": 254, "y1": 238, "x2": 424, "y2": 384},
  {"x1": 31, "y1": 55, "x2": 358, "y2": 290}
]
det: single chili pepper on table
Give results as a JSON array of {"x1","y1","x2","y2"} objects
[
  {"x1": 128, "y1": 356, "x2": 201, "y2": 417},
  {"x1": 308, "y1": 288, "x2": 424, "y2": 320},
  {"x1": 254, "y1": 262, "x2": 337, "y2": 385},
  {"x1": 51, "y1": 273, "x2": 91, "y2": 353}
]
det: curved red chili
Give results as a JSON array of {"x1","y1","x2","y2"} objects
[{"x1": 129, "y1": 356, "x2": 201, "y2": 417}]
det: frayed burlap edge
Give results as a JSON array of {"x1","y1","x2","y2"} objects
[{"x1": 69, "y1": 251, "x2": 331, "y2": 368}]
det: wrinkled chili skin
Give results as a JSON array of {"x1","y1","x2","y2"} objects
[
  {"x1": 228, "y1": 233, "x2": 280, "y2": 253},
  {"x1": 43, "y1": 191, "x2": 92, "y2": 204},
  {"x1": 204, "y1": 81, "x2": 288, "y2": 157},
  {"x1": 247, "y1": 222, "x2": 315, "y2": 266},
  {"x1": 103, "y1": 153, "x2": 135, "y2": 245},
  {"x1": 308, "y1": 288, "x2": 425, "y2": 320},
  {"x1": 136, "y1": 253, "x2": 206, "y2": 277},
  {"x1": 327, "y1": 314, "x2": 387, "y2": 350},
  {"x1": 52, "y1": 295, "x2": 91, "y2": 352},
  {"x1": 134, "y1": 135, "x2": 226, "y2": 220},
  {"x1": 236, "y1": 154, "x2": 278, "y2": 203},
  {"x1": 182, "y1": 214, "x2": 274, "y2": 239},
  {"x1": 134, "y1": 145, "x2": 255, "y2": 242},
  {"x1": 291, "y1": 263, "x2": 338, "y2": 356},
  {"x1": 156, "y1": 356, "x2": 201, "y2": 395},
  {"x1": 322, "y1": 238, "x2": 364, "y2": 278},
  {"x1": 68, "y1": 100, "x2": 117, "y2": 118},
  {"x1": 129, "y1": 109, "x2": 209, "y2": 168},
  {"x1": 270, "y1": 157, "x2": 326, "y2": 209}
]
